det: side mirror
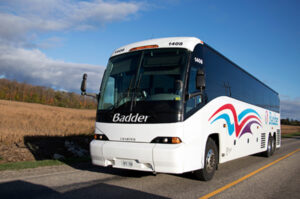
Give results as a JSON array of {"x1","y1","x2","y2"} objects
[
  {"x1": 80, "y1": 73, "x2": 98, "y2": 99},
  {"x1": 196, "y1": 68, "x2": 205, "y2": 91},
  {"x1": 81, "y1": 73, "x2": 87, "y2": 95}
]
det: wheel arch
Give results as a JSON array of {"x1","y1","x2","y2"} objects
[{"x1": 208, "y1": 133, "x2": 219, "y2": 152}]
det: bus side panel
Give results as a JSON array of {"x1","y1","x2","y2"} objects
[{"x1": 183, "y1": 96, "x2": 280, "y2": 166}]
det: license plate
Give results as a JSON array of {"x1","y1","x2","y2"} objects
[{"x1": 121, "y1": 159, "x2": 134, "y2": 168}]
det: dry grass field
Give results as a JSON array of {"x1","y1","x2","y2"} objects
[
  {"x1": 0, "y1": 100, "x2": 96, "y2": 163},
  {"x1": 281, "y1": 124, "x2": 300, "y2": 134},
  {"x1": 0, "y1": 100, "x2": 96, "y2": 143}
]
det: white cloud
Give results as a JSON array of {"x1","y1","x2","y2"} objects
[
  {"x1": 0, "y1": 0, "x2": 142, "y2": 92},
  {"x1": 0, "y1": 0, "x2": 141, "y2": 46},
  {"x1": 0, "y1": 45, "x2": 105, "y2": 92},
  {"x1": 280, "y1": 97, "x2": 300, "y2": 120}
]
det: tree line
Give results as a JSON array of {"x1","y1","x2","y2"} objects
[
  {"x1": 281, "y1": 118, "x2": 300, "y2": 126},
  {"x1": 0, "y1": 79, "x2": 97, "y2": 109}
]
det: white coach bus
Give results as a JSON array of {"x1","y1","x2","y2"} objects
[{"x1": 81, "y1": 37, "x2": 280, "y2": 180}]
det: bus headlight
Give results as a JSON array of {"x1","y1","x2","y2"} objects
[
  {"x1": 151, "y1": 137, "x2": 182, "y2": 144},
  {"x1": 94, "y1": 134, "x2": 109, "y2": 141}
]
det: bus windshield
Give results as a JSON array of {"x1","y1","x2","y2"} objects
[{"x1": 98, "y1": 48, "x2": 188, "y2": 123}]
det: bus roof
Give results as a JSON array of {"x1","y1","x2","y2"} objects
[{"x1": 111, "y1": 37, "x2": 203, "y2": 57}]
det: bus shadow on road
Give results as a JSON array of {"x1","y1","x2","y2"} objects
[
  {"x1": 23, "y1": 135, "x2": 153, "y2": 178},
  {"x1": 23, "y1": 135, "x2": 93, "y2": 161},
  {"x1": 0, "y1": 180, "x2": 169, "y2": 199}
]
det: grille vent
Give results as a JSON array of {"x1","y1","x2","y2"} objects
[
  {"x1": 276, "y1": 129, "x2": 281, "y2": 146},
  {"x1": 261, "y1": 133, "x2": 266, "y2": 148}
]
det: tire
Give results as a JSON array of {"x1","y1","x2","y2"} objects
[
  {"x1": 194, "y1": 138, "x2": 218, "y2": 181},
  {"x1": 271, "y1": 135, "x2": 276, "y2": 155},
  {"x1": 263, "y1": 135, "x2": 273, "y2": 157}
]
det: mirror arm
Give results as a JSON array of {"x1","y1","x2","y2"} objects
[
  {"x1": 187, "y1": 91, "x2": 203, "y2": 99},
  {"x1": 81, "y1": 92, "x2": 99, "y2": 99}
]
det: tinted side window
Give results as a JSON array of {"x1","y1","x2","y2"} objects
[
  {"x1": 185, "y1": 44, "x2": 204, "y2": 115},
  {"x1": 204, "y1": 45, "x2": 279, "y2": 113},
  {"x1": 204, "y1": 46, "x2": 227, "y2": 101}
]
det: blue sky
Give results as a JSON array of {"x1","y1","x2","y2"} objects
[{"x1": 0, "y1": 0, "x2": 299, "y2": 119}]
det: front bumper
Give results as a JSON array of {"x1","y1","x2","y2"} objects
[{"x1": 90, "y1": 140, "x2": 186, "y2": 174}]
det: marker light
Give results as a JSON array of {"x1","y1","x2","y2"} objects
[
  {"x1": 129, "y1": 45, "x2": 159, "y2": 52},
  {"x1": 151, "y1": 137, "x2": 182, "y2": 144}
]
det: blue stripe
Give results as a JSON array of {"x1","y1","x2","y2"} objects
[
  {"x1": 238, "y1": 109, "x2": 261, "y2": 122},
  {"x1": 211, "y1": 113, "x2": 235, "y2": 136}
]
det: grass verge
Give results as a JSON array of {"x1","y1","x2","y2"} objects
[
  {"x1": 0, "y1": 157, "x2": 91, "y2": 171},
  {"x1": 282, "y1": 132, "x2": 300, "y2": 138}
]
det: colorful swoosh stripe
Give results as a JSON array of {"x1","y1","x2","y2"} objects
[{"x1": 209, "y1": 104, "x2": 262, "y2": 138}]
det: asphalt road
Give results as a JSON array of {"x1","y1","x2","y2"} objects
[{"x1": 0, "y1": 137, "x2": 299, "y2": 199}]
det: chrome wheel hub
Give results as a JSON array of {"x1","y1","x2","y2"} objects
[{"x1": 206, "y1": 149, "x2": 215, "y2": 173}]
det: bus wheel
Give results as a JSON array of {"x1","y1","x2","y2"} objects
[
  {"x1": 271, "y1": 135, "x2": 276, "y2": 155},
  {"x1": 194, "y1": 138, "x2": 218, "y2": 181},
  {"x1": 263, "y1": 135, "x2": 273, "y2": 157}
]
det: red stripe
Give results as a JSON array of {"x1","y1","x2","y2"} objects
[{"x1": 209, "y1": 104, "x2": 261, "y2": 137}]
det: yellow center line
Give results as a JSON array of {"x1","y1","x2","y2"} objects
[{"x1": 199, "y1": 148, "x2": 300, "y2": 199}]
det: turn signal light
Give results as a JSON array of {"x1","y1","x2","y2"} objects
[
  {"x1": 129, "y1": 45, "x2": 159, "y2": 52},
  {"x1": 171, "y1": 137, "x2": 181, "y2": 144},
  {"x1": 151, "y1": 137, "x2": 182, "y2": 144}
]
